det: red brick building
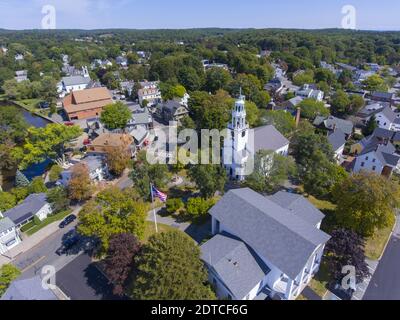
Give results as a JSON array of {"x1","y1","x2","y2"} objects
[{"x1": 63, "y1": 87, "x2": 113, "y2": 120}]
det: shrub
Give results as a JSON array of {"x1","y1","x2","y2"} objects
[{"x1": 166, "y1": 198, "x2": 184, "y2": 214}]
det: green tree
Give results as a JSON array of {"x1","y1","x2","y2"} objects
[
  {"x1": 78, "y1": 187, "x2": 148, "y2": 251},
  {"x1": 166, "y1": 198, "x2": 184, "y2": 214},
  {"x1": 244, "y1": 150, "x2": 297, "y2": 194},
  {"x1": 186, "y1": 197, "x2": 215, "y2": 220},
  {"x1": 363, "y1": 115, "x2": 378, "y2": 136},
  {"x1": 188, "y1": 165, "x2": 227, "y2": 198},
  {"x1": 15, "y1": 170, "x2": 30, "y2": 188},
  {"x1": 0, "y1": 264, "x2": 21, "y2": 296},
  {"x1": 46, "y1": 186, "x2": 69, "y2": 213},
  {"x1": 260, "y1": 110, "x2": 296, "y2": 138},
  {"x1": 12, "y1": 124, "x2": 82, "y2": 170},
  {"x1": 49, "y1": 164, "x2": 63, "y2": 182},
  {"x1": 100, "y1": 102, "x2": 132, "y2": 130},
  {"x1": 131, "y1": 230, "x2": 215, "y2": 300},
  {"x1": 298, "y1": 98, "x2": 329, "y2": 120},
  {"x1": 331, "y1": 90, "x2": 351, "y2": 115},
  {"x1": 362, "y1": 74, "x2": 387, "y2": 92},
  {"x1": 293, "y1": 71, "x2": 314, "y2": 86},
  {"x1": 0, "y1": 192, "x2": 17, "y2": 212},
  {"x1": 28, "y1": 177, "x2": 47, "y2": 194},
  {"x1": 332, "y1": 172, "x2": 399, "y2": 237},
  {"x1": 204, "y1": 67, "x2": 232, "y2": 93}
]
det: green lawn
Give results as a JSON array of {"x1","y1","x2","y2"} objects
[
  {"x1": 142, "y1": 221, "x2": 177, "y2": 243},
  {"x1": 308, "y1": 261, "x2": 331, "y2": 298},
  {"x1": 15, "y1": 98, "x2": 42, "y2": 111},
  {"x1": 365, "y1": 223, "x2": 394, "y2": 260},
  {"x1": 24, "y1": 210, "x2": 72, "y2": 236}
]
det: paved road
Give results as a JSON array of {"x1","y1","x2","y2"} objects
[
  {"x1": 12, "y1": 221, "x2": 80, "y2": 280},
  {"x1": 363, "y1": 219, "x2": 400, "y2": 300}
]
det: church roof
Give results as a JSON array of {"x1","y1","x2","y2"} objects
[{"x1": 252, "y1": 125, "x2": 289, "y2": 153}]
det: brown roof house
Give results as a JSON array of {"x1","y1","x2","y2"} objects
[
  {"x1": 87, "y1": 133, "x2": 135, "y2": 157},
  {"x1": 63, "y1": 87, "x2": 113, "y2": 120}
]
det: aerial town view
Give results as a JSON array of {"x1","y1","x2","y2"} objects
[{"x1": 0, "y1": 0, "x2": 399, "y2": 314}]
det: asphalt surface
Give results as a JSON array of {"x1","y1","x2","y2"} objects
[
  {"x1": 56, "y1": 253, "x2": 122, "y2": 300},
  {"x1": 13, "y1": 221, "x2": 79, "y2": 280},
  {"x1": 363, "y1": 235, "x2": 400, "y2": 300}
]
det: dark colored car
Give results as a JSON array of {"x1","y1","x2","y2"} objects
[
  {"x1": 55, "y1": 235, "x2": 80, "y2": 256},
  {"x1": 59, "y1": 214, "x2": 77, "y2": 228},
  {"x1": 328, "y1": 282, "x2": 355, "y2": 300},
  {"x1": 37, "y1": 101, "x2": 50, "y2": 109}
]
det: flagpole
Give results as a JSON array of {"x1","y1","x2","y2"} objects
[{"x1": 150, "y1": 183, "x2": 158, "y2": 233}]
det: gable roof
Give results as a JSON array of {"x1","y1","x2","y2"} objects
[
  {"x1": 63, "y1": 87, "x2": 113, "y2": 114},
  {"x1": 209, "y1": 188, "x2": 330, "y2": 279},
  {"x1": 313, "y1": 116, "x2": 353, "y2": 136},
  {"x1": 253, "y1": 125, "x2": 289, "y2": 153},
  {"x1": 267, "y1": 191, "x2": 325, "y2": 226},
  {"x1": 201, "y1": 233, "x2": 270, "y2": 299},
  {"x1": 328, "y1": 129, "x2": 346, "y2": 151},
  {"x1": 61, "y1": 75, "x2": 91, "y2": 87},
  {"x1": 1, "y1": 276, "x2": 57, "y2": 300},
  {"x1": 378, "y1": 106, "x2": 397, "y2": 123},
  {"x1": 371, "y1": 91, "x2": 394, "y2": 100},
  {"x1": 3, "y1": 193, "x2": 48, "y2": 225},
  {"x1": 0, "y1": 217, "x2": 15, "y2": 234}
]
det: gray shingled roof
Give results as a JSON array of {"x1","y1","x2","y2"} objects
[
  {"x1": 313, "y1": 116, "x2": 353, "y2": 136},
  {"x1": 328, "y1": 129, "x2": 346, "y2": 152},
  {"x1": 0, "y1": 217, "x2": 15, "y2": 234},
  {"x1": 253, "y1": 125, "x2": 289, "y2": 153},
  {"x1": 371, "y1": 91, "x2": 394, "y2": 100},
  {"x1": 1, "y1": 276, "x2": 58, "y2": 300},
  {"x1": 201, "y1": 233, "x2": 270, "y2": 299},
  {"x1": 209, "y1": 188, "x2": 330, "y2": 279},
  {"x1": 267, "y1": 191, "x2": 325, "y2": 226},
  {"x1": 3, "y1": 193, "x2": 48, "y2": 225},
  {"x1": 61, "y1": 75, "x2": 91, "y2": 87},
  {"x1": 379, "y1": 106, "x2": 397, "y2": 123}
]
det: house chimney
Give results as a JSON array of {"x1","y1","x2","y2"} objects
[{"x1": 295, "y1": 107, "x2": 301, "y2": 128}]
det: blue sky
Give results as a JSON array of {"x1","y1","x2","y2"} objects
[{"x1": 0, "y1": 0, "x2": 399, "y2": 30}]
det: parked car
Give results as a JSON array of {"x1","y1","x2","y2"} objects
[
  {"x1": 64, "y1": 121, "x2": 74, "y2": 126},
  {"x1": 55, "y1": 235, "x2": 80, "y2": 256},
  {"x1": 37, "y1": 101, "x2": 50, "y2": 109},
  {"x1": 59, "y1": 214, "x2": 77, "y2": 228},
  {"x1": 328, "y1": 282, "x2": 355, "y2": 300}
]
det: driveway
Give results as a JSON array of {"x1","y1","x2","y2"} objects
[
  {"x1": 56, "y1": 253, "x2": 123, "y2": 300},
  {"x1": 363, "y1": 226, "x2": 400, "y2": 300}
]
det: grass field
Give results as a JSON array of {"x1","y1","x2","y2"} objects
[
  {"x1": 24, "y1": 210, "x2": 72, "y2": 236},
  {"x1": 365, "y1": 222, "x2": 394, "y2": 260},
  {"x1": 142, "y1": 221, "x2": 177, "y2": 243}
]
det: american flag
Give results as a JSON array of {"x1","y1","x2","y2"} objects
[{"x1": 151, "y1": 185, "x2": 167, "y2": 202}]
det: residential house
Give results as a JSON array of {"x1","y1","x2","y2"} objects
[
  {"x1": 223, "y1": 95, "x2": 289, "y2": 181},
  {"x1": 336, "y1": 62, "x2": 358, "y2": 72},
  {"x1": 15, "y1": 70, "x2": 28, "y2": 83},
  {"x1": 57, "y1": 66, "x2": 91, "y2": 97},
  {"x1": 328, "y1": 129, "x2": 346, "y2": 162},
  {"x1": 353, "y1": 139, "x2": 400, "y2": 177},
  {"x1": 159, "y1": 100, "x2": 189, "y2": 123},
  {"x1": 1, "y1": 276, "x2": 58, "y2": 300},
  {"x1": 264, "y1": 78, "x2": 284, "y2": 94},
  {"x1": 127, "y1": 108, "x2": 153, "y2": 148},
  {"x1": 116, "y1": 56, "x2": 128, "y2": 68},
  {"x1": 313, "y1": 115, "x2": 354, "y2": 138},
  {"x1": 138, "y1": 81, "x2": 161, "y2": 106},
  {"x1": 60, "y1": 155, "x2": 108, "y2": 186},
  {"x1": 62, "y1": 87, "x2": 113, "y2": 120},
  {"x1": 0, "y1": 217, "x2": 21, "y2": 255},
  {"x1": 91, "y1": 59, "x2": 113, "y2": 70},
  {"x1": 370, "y1": 91, "x2": 394, "y2": 105},
  {"x1": 87, "y1": 133, "x2": 135, "y2": 157},
  {"x1": 279, "y1": 96, "x2": 304, "y2": 114},
  {"x1": 364, "y1": 105, "x2": 400, "y2": 131},
  {"x1": 14, "y1": 53, "x2": 24, "y2": 61},
  {"x1": 296, "y1": 84, "x2": 324, "y2": 101},
  {"x1": 350, "y1": 127, "x2": 395, "y2": 155},
  {"x1": 120, "y1": 80, "x2": 135, "y2": 97},
  {"x1": 2, "y1": 193, "x2": 52, "y2": 228},
  {"x1": 201, "y1": 188, "x2": 330, "y2": 300}
]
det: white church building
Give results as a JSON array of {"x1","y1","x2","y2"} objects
[{"x1": 223, "y1": 94, "x2": 290, "y2": 181}]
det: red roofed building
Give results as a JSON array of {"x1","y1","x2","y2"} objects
[{"x1": 62, "y1": 87, "x2": 113, "y2": 120}]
